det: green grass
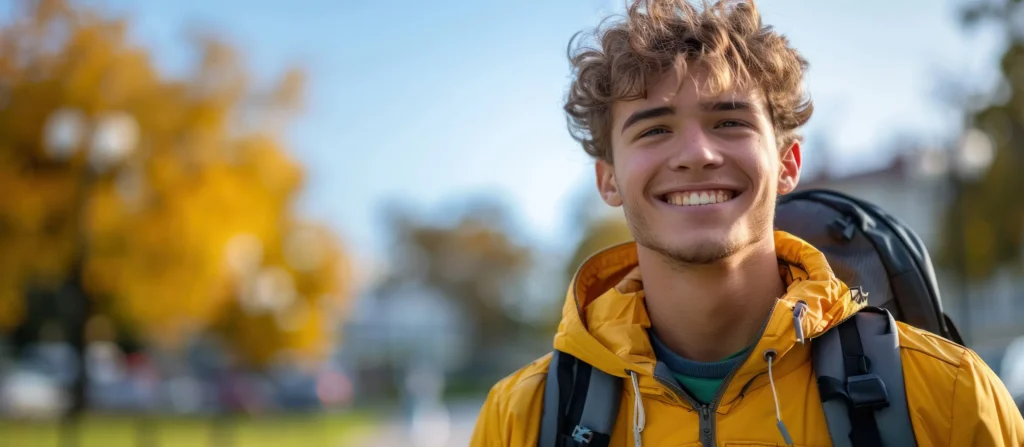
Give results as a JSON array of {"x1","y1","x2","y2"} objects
[{"x1": 0, "y1": 412, "x2": 379, "y2": 447}]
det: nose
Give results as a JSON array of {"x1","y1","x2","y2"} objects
[{"x1": 667, "y1": 124, "x2": 724, "y2": 171}]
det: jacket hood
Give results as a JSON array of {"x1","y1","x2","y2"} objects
[{"x1": 552, "y1": 230, "x2": 864, "y2": 408}]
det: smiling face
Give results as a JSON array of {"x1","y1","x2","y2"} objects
[{"x1": 596, "y1": 66, "x2": 802, "y2": 265}]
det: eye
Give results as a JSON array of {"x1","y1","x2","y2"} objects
[
  {"x1": 716, "y1": 120, "x2": 748, "y2": 129},
  {"x1": 638, "y1": 127, "x2": 670, "y2": 138}
]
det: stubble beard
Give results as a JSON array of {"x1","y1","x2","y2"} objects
[{"x1": 622, "y1": 194, "x2": 775, "y2": 267}]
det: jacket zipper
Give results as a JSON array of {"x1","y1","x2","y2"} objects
[
  {"x1": 653, "y1": 374, "x2": 714, "y2": 446},
  {"x1": 653, "y1": 299, "x2": 780, "y2": 447}
]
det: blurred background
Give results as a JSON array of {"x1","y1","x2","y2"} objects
[{"x1": 1, "y1": 0, "x2": 1023, "y2": 445}]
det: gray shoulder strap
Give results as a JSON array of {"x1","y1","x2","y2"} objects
[
  {"x1": 538, "y1": 351, "x2": 563, "y2": 447},
  {"x1": 813, "y1": 309, "x2": 917, "y2": 447},
  {"x1": 538, "y1": 351, "x2": 622, "y2": 447},
  {"x1": 578, "y1": 363, "x2": 622, "y2": 442}
]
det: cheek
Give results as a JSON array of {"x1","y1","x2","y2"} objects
[
  {"x1": 749, "y1": 142, "x2": 780, "y2": 184},
  {"x1": 617, "y1": 152, "x2": 660, "y2": 195},
  {"x1": 733, "y1": 145, "x2": 772, "y2": 184}
]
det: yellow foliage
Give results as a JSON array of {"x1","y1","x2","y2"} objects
[
  {"x1": 0, "y1": 0, "x2": 351, "y2": 368},
  {"x1": 215, "y1": 222, "x2": 351, "y2": 367}
]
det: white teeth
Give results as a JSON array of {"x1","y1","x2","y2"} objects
[{"x1": 663, "y1": 189, "x2": 736, "y2": 207}]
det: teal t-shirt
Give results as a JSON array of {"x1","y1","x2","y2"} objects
[{"x1": 649, "y1": 329, "x2": 751, "y2": 404}]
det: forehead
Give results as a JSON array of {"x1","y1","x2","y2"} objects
[{"x1": 611, "y1": 65, "x2": 768, "y2": 123}]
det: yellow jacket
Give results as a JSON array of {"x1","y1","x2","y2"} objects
[{"x1": 470, "y1": 231, "x2": 1024, "y2": 446}]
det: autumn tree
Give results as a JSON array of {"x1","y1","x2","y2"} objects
[
  {"x1": 213, "y1": 222, "x2": 352, "y2": 370},
  {"x1": 380, "y1": 200, "x2": 534, "y2": 373},
  {"x1": 0, "y1": 0, "x2": 350, "y2": 376}
]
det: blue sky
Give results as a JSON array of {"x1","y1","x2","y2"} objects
[{"x1": 92, "y1": 0, "x2": 1004, "y2": 267}]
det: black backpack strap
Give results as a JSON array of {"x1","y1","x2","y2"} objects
[
  {"x1": 539, "y1": 351, "x2": 621, "y2": 447},
  {"x1": 813, "y1": 308, "x2": 917, "y2": 447},
  {"x1": 943, "y1": 313, "x2": 965, "y2": 346}
]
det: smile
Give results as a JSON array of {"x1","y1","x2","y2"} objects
[{"x1": 658, "y1": 189, "x2": 738, "y2": 207}]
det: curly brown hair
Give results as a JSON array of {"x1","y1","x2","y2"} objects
[{"x1": 564, "y1": 0, "x2": 813, "y2": 163}]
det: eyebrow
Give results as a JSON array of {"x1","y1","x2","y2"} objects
[
  {"x1": 619, "y1": 101, "x2": 762, "y2": 135},
  {"x1": 620, "y1": 106, "x2": 675, "y2": 135},
  {"x1": 700, "y1": 100, "x2": 760, "y2": 114}
]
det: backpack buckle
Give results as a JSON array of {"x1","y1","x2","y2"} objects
[
  {"x1": 846, "y1": 374, "x2": 890, "y2": 409},
  {"x1": 828, "y1": 217, "x2": 856, "y2": 242},
  {"x1": 571, "y1": 425, "x2": 594, "y2": 443}
]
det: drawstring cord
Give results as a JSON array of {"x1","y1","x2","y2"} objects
[
  {"x1": 764, "y1": 350, "x2": 795, "y2": 447},
  {"x1": 793, "y1": 300, "x2": 808, "y2": 344},
  {"x1": 629, "y1": 371, "x2": 645, "y2": 447},
  {"x1": 761, "y1": 300, "x2": 806, "y2": 446}
]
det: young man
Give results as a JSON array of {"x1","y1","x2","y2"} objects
[{"x1": 470, "y1": 0, "x2": 1024, "y2": 446}]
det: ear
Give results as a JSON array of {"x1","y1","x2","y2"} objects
[
  {"x1": 595, "y1": 159, "x2": 623, "y2": 207},
  {"x1": 777, "y1": 140, "x2": 801, "y2": 195}
]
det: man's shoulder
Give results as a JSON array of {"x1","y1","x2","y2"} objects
[
  {"x1": 483, "y1": 352, "x2": 552, "y2": 406},
  {"x1": 893, "y1": 320, "x2": 1000, "y2": 389},
  {"x1": 894, "y1": 321, "x2": 1024, "y2": 444},
  {"x1": 471, "y1": 353, "x2": 556, "y2": 444},
  {"x1": 895, "y1": 320, "x2": 970, "y2": 369}
]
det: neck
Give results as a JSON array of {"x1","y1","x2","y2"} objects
[{"x1": 640, "y1": 236, "x2": 786, "y2": 362}]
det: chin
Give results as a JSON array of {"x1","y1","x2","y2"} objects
[{"x1": 651, "y1": 238, "x2": 738, "y2": 265}]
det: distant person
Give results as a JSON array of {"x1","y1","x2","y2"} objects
[{"x1": 470, "y1": 1, "x2": 1024, "y2": 446}]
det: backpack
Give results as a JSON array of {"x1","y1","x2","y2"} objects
[
  {"x1": 538, "y1": 189, "x2": 964, "y2": 447},
  {"x1": 775, "y1": 189, "x2": 962, "y2": 342}
]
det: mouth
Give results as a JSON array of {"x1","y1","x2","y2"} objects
[{"x1": 656, "y1": 189, "x2": 740, "y2": 207}]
